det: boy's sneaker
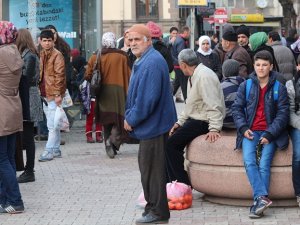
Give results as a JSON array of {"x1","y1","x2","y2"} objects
[
  {"x1": 249, "y1": 204, "x2": 263, "y2": 219},
  {"x1": 53, "y1": 150, "x2": 62, "y2": 158},
  {"x1": 297, "y1": 196, "x2": 300, "y2": 207},
  {"x1": 255, "y1": 196, "x2": 272, "y2": 215},
  {"x1": 17, "y1": 171, "x2": 35, "y2": 183},
  {"x1": 0, "y1": 204, "x2": 24, "y2": 214},
  {"x1": 39, "y1": 151, "x2": 53, "y2": 162}
]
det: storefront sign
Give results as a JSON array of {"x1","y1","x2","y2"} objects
[
  {"x1": 9, "y1": 0, "x2": 75, "y2": 46},
  {"x1": 214, "y1": 8, "x2": 228, "y2": 24},
  {"x1": 178, "y1": 0, "x2": 208, "y2": 6},
  {"x1": 230, "y1": 14, "x2": 264, "y2": 23}
]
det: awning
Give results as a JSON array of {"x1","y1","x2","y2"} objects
[{"x1": 228, "y1": 21, "x2": 281, "y2": 27}]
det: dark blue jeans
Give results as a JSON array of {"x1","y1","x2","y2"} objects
[
  {"x1": 0, "y1": 133, "x2": 23, "y2": 206},
  {"x1": 290, "y1": 128, "x2": 300, "y2": 196}
]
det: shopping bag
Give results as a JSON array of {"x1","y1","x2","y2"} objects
[
  {"x1": 54, "y1": 106, "x2": 70, "y2": 132},
  {"x1": 166, "y1": 181, "x2": 192, "y2": 210},
  {"x1": 62, "y1": 89, "x2": 73, "y2": 108}
]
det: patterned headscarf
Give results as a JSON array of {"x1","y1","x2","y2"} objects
[
  {"x1": 102, "y1": 32, "x2": 116, "y2": 48},
  {"x1": 0, "y1": 21, "x2": 17, "y2": 45}
]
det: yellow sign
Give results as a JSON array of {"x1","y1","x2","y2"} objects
[
  {"x1": 178, "y1": 0, "x2": 208, "y2": 6},
  {"x1": 230, "y1": 14, "x2": 264, "y2": 23}
]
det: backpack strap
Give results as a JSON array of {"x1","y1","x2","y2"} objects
[
  {"x1": 245, "y1": 79, "x2": 252, "y2": 102},
  {"x1": 273, "y1": 80, "x2": 279, "y2": 101}
]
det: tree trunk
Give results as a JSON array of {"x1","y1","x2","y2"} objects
[{"x1": 278, "y1": 0, "x2": 297, "y2": 33}]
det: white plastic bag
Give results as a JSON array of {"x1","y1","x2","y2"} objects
[
  {"x1": 54, "y1": 106, "x2": 70, "y2": 132},
  {"x1": 62, "y1": 89, "x2": 73, "y2": 108}
]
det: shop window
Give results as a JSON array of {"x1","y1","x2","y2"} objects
[
  {"x1": 228, "y1": 0, "x2": 234, "y2": 7},
  {"x1": 136, "y1": 0, "x2": 158, "y2": 19}
]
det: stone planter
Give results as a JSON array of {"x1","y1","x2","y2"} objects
[{"x1": 186, "y1": 130, "x2": 297, "y2": 206}]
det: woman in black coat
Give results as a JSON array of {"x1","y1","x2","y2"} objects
[{"x1": 196, "y1": 35, "x2": 222, "y2": 81}]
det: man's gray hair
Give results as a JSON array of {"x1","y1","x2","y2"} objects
[{"x1": 178, "y1": 49, "x2": 199, "y2": 66}]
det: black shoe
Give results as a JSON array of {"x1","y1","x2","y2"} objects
[
  {"x1": 136, "y1": 214, "x2": 169, "y2": 224},
  {"x1": 105, "y1": 146, "x2": 115, "y2": 159},
  {"x1": 34, "y1": 134, "x2": 48, "y2": 141},
  {"x1": 0, "y1": 204, "x2": 24, "y2": 214},
  {"x1": 17, "y1": 171, "x2": 35, "y2": 183}
]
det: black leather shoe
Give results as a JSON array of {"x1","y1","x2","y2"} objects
[
  {"x1": 17, "y1": 171, "x2": 35, "y2": 183},
  {"x1": 135, "y1": 214, "x2": 169, "y2": 224},
  {"x1": 105, "y1": 146, "x2": 115, "y2": 159}
]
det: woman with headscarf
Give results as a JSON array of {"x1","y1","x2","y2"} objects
[
  {"x1": 0, "y1": 21, "x2": 24, "y2": 213},
  {"x1": 87, "y1": 32, "x2": 131, "y2": 159},
  {"x1": 196, "y1": 35, "x2": 222, "y2": 80},
  {"x1": 249, "y1": 32, "x2": 279, "y2": 72}
]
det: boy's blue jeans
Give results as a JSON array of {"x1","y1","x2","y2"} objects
[
  {"x1": 290, "y1": 128, "x2": 300, "y2": 196},
  {"x1": 242, "y1": 131, "x2": 276, "y2": 200}
]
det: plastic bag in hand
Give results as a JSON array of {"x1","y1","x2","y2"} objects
[{"x1": 54, "y1": 106, "x2": 70, "y2": 132}]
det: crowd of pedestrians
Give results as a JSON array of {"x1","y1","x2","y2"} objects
[{"x1": 1, "y1": 18, "x2": 300, "y2": 224}]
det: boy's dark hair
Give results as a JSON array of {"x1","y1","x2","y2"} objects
[
  {"x1": 253, "y1": 50, "x2": 273, "y2": 64},
  {"x1": 40, "y1": 29, "x2": 54, "y2": 40},
  {"x1": 169, "y1": 27, "x2": 178, "y2": 33},
  {"x1": 268, "y1": 31, "x2": 281, "y2": 42},
  {"x1": 180, "y1": 26, "x2": 190, "y2": 33}
]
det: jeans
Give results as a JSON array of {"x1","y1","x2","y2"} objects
[
  {"x1": 290, "y1": 128, "x2": 300, "y2": 196},
  {"x1": 0, "y1": 133, "x2": 23, "y2": 206},
  {"x1": 43, "y1": 100, "x2": 60, "y2": 153},
  {"x1": 242, "y1": 131, "x2": 276, "y2": 200}
]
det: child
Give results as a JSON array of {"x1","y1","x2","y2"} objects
[
  {"x1": 232, "y1": 50, "x2": 289, "y2": 218},
  {"x1": 38, "y1": 29, "x2": 66, "y2": 162},
  {"x1": 286, "y1": 54, "x2": 300, "y2": 207}
]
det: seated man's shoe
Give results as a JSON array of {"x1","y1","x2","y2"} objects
[
  {"x1": 39, "y1": 151, "x2": 53, "y2": 162},
  {"x1": 255, "y1": 196, "x2": 272, "y2": 215},
  {"x1": 248, "y1": 204, "x2": 263, "y2": 219},
  {"x1": 136, "y1": 214, "x2": 169, "y2": 224},
  {"x1": 17, "y1": 171, "x2": 35, "y2": 183}
]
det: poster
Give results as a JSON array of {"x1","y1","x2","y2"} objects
[{"x1": 9, "y1": 0, "x2": 75, "y2": 47}]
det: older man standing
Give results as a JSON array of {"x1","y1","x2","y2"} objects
[
  {"x1": 125, "y1": 24, "x2": 177, "y2": 224},
  {"x1": 165, "y1": 49, "x2": 225, "y2": 186},
  {"x1": 222, "y1": 30, "x2": 253, "y2": 79}
]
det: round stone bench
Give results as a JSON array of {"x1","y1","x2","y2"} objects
[{"x1": 186, "y1": 129, "x2": 297, "y2": 206}]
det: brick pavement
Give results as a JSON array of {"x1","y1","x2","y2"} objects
[{"x1": 1, "y1": 104, "x2": 300, "y2": 225}]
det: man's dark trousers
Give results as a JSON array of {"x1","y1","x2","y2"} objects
[
  {"x1": 139, "y1": 133, "x2": 170, "y2": 220},
  {"x1": 173, "y1": 68, "x2": 188, "y2": 100},
  {"x1": 166, "y1": 119, "x2": 209, "y2": 186}
]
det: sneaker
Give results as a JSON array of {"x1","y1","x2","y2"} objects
[
  {"x1": 255, "y1": 196, "x2": 272, "y2": 215},
  {"x1": 17, "y1": 171, "x2": 35, "y2": 183},
  {"x1": 38, "y1": 151, "x2": 53, "y2": 162},
  {"x1": 297, "y1": 196, "x2": 300, "y2": 207},
  {"x1": 53, "y1": 150, "x2": 62, "y2": 158},
  {"x1": 0, "y1": 204, "x2": 24, "y2": 214},
  {"x1": 248, "y1": 204, "x2": 263, "y2": 219}
]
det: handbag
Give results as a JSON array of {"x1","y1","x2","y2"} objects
[{"x1": 90, "y1": 49, "x2": 102, "y2": 93}]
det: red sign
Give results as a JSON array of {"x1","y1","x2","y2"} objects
[{"x1": 214, "y1": 8, "x2": 228, "y2": 24}]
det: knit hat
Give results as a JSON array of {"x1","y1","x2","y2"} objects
[
  {"x1": 236, "y1": 25, "x2": 250, "y2": 38},
  {"x1": 249, "y1": 32, "x2": 268, "y2": 51},
  {"x1": 0, "y1": 21, "x2": 17, "y2": 45},
  {"x1": 222, "y1": 31, "x2": 237, "y2": 42},
  {"x1": 128, "y1": 24, "x2": 151, "y2": 38},
  {"x1": 222, "y1": 59, "x2": 240, "y2": 77},
  {"x1": 223, "y1": 24, "x2": 235, "y2": 33},
  {"x1": 146, "y1": 21, "x2": 162, "y2": 38}
]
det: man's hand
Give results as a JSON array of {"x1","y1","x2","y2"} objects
[
  {"x1": 244, "y1": 129, "x2": 254, "y2": 140},
  {"x1": 260, "y1": 137, "x2": 269, "y2": 145},
  {"x1": 169, "y1": 123, "x2": 180, "y2": 136},
  {"x1": 55, "y1": 95, "x2": 62, "y2": 106},
  {"x1": 124, "y1": 120, "x2": 133, "y2": 131},
  {"x1": 205, "y1": 131, "x2": 221, "y2": 143}
]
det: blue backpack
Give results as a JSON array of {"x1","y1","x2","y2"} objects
[{"x1": 245, "y1": 79, "x2": 280, "y2": 102}]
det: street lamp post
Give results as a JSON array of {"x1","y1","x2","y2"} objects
[{"x1": 96, "y1": 0, "x2": 103, "y2": 48}]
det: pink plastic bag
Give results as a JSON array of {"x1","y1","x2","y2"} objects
[
  {"x1": 166, "y1": 181, "x2": 192, "y2": 210},
  {"x1": 137, "y1": 191, "x2": 147, "y2": 207}
]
